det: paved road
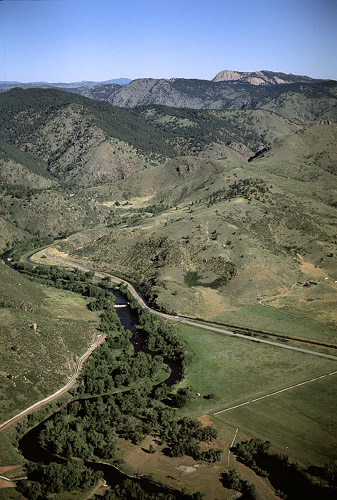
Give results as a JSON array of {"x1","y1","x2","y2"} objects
[
  {"x1": 43, "y1": 248, "x2": 337, "y2": 362},
  {"x1": 3, "y1": 246, "x2": 333, "y2": 432},
  {"x1": 0, "y1": 334, "x2": 105, "y2": 432}
]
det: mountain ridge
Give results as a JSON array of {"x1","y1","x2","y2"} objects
[{"x1": 212, "y1": 69, "x2": 325, "y2": 85}]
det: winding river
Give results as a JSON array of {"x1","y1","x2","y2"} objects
[{"x1": 1, "y1": 249, "x2": 184, "y2": 495}]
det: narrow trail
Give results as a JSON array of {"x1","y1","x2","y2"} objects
[
  {"x1": 0, "y1": 334, "x2": 106, "y2": 432},
  {"x1": 83, "y1": 479, "x2": 105, "y2": 500},
  {"x1": 259, "y1": 281, "x2": 299, "y2": 306},
  {"x1": 228, "y1": 427, "x2": 239, "y2": 468}
]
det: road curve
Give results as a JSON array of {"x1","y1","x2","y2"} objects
[
  {"x1": 0, "y1": 334, "x2": 106, "y2": 432},
  {"x1": 2, "y1": 247, "x2": 336, "y2": 431},
  {"x1": 42, "y1": 248, "x2": 337, "y2": 362}
]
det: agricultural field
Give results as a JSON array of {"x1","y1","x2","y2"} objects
[
  {"x1": 216, "y1": 373, "x2": 337, "y2": 467},
  {"x1": 174, "y1": 323, "x2": 337, "y2": 467},
  {"x1": 213, "y1": 302, "x2": 337, "y2": 346}
]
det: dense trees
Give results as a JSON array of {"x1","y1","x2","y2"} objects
[
  {"x1": 324, "y1": 460, "x2": 337, "y2": 486},
  {"x1": 16, "y1": 461, "x2": 102, "y2": 499},
  {"x1": 136, "y1": 309, "x2": 191, "y2": 372},
  {"x1": 163, "y1": 417, "x2": 219, "y2": 461},
  {"x1": 102, "y1": 478, "x2": 205, "y2": 500},
  {"x1": 232, "y1": 439, "x2": 337, "y2": 500},
  {"x1": 12, "y1": 247, "x2": 222, "y2": 499},
  {"x1": 233, "y1": 438, "x2": 271, "y2": 477},
  {"x1": 221, "y1": 469, "x2": 256, "y2": 500}
]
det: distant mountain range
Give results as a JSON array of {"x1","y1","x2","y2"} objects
[
  {"x1": 1, "y1": 70, "x2": 331, "y2": 91},
  {"x1": 1, "y1": 70, "x2": 336, "y2": 125},
  {"x1": 0, "y1": 78, "x2": 132, "y2": 92}
]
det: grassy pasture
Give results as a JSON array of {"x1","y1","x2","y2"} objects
[
  {"x1": 263, "y1": 281, "x2": 337, "y2": 335},
  {"x1": 213, "y1": 303, "x2": 337, "y2": 345},
  {"x1": 27, "y1": 248, "x2": 60, "y2": 267},
  {"x1": 216, "y1": 373, "x2": 337, "y2": 467},
  {"x1": 0, "y1": 269, "x2": 99, "y2": 424},
  {"x1": 115, "y1": 431, "x2": 232, "y2": 499},
  {"x1": 175, "y1": 323, "x2": 337, "y2": 466}
]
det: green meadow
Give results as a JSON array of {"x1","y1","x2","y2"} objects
[{"x1": 175, "y1": 323, "x2": 337, "y2": 466}]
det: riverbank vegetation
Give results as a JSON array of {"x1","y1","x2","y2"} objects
[
  {"x1": 231, "y1": 438, "x2": 337, "y2": 499},
  {"x1": 0, "y1": 260, "x2": 99, "y2": 425},
  {"x1": 6, "y1": 251, "x2": 221, "y2": 499},
  {"x1": 16, "y1": 461, "x2": 103, "y2": 500}
]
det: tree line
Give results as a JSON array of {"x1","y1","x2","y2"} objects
[
  {"x1": 232, "y1": 438, "x2": 337, "y2": 500},
  {"x1": 11, "y1": 247, "x2": 222, "y2": 499}
]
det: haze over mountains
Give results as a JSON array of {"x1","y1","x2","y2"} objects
[
  {"x1": 1, "y1": 70, "x2": 336, "y2": 121},
  {"x1": 0, "y1": 78, "x2": 132, "y2": 93},
  {"x1": 1, "y1": 69, "x2": 335, "y2": 117}
]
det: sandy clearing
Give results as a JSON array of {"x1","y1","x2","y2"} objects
[
  {"x1": 198, "y1": 415, "x2": 213, "y2": 427},
  {"x1": 176, "y1": 465, "x2": 200, "y2": 473},
  {"x1": 0, "y1": 466, "x2": 21, "y2": 475},
  {"x1": 47, "y1": 248, "x2": 70, "y2": 260},
  {"x1": 297, "y1": 254, "x2": 326, "y2": 278},
  {"x1": 0, "y1": 478, "x2": 16, "y2": 488}
]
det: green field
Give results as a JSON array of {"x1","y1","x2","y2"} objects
[
  {"x1": 213, "y1": 303, "x2": 337, "y2": 345},
  {"x1": 215, "y1": 374, "x2": 337, "y2": 467},
  {"x1": 175, "y1": 323, "x2": 337, "y2": 466},
  {"x1": 0, "y1": 264, "x2": 100, "y2": 423}
]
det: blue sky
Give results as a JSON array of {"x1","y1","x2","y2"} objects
[{"x1": 0, "y1": 0, "x2": 336, "y2": 82}]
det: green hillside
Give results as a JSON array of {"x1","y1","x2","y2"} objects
[
  {"x1": 1, "y1": 83, "x2": 337, "y2": 497},
  {"x1": 0, "y1": 263, "x2": 99, "y2": 423},
  {"x1": 1, "y1": 88, "x2": 336, "y2": 336},
  {"x1": 0, "y1": 88, "x2": 300, "y2": 248},
  {"x1": 57, "y1": 123, "x2": 337, "y2": 339}
]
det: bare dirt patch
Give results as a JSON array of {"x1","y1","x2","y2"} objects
[
  {"x1": 0, "y1": 466, "x2": 22, "y2": 489},
  {"x1": 198, "y1": 415, "x2": 213, "y2": 427},
  {"x1": 0, "y1": 466, "x2": 21, "y2": 476},
  {"x1": 297, "y1": 254, "x2": 326, "y2": 278},
  {"x1": 176, "y1": 465, "x2": 200, "y2": 473},
  {"x1": 0, "y1": 478, "x2": 15, "y2": 489},
  {"x1": 197, "y1": 288, "x2": 237, "y2": 318}
]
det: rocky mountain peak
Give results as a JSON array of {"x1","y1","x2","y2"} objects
[{"x1": 212, "y1": 69, "x2": 316, "y2": 85}]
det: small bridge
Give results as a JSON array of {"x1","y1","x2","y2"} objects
[{"x1": 114, "y1": 304, "x2": 128, "y2": 308}]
